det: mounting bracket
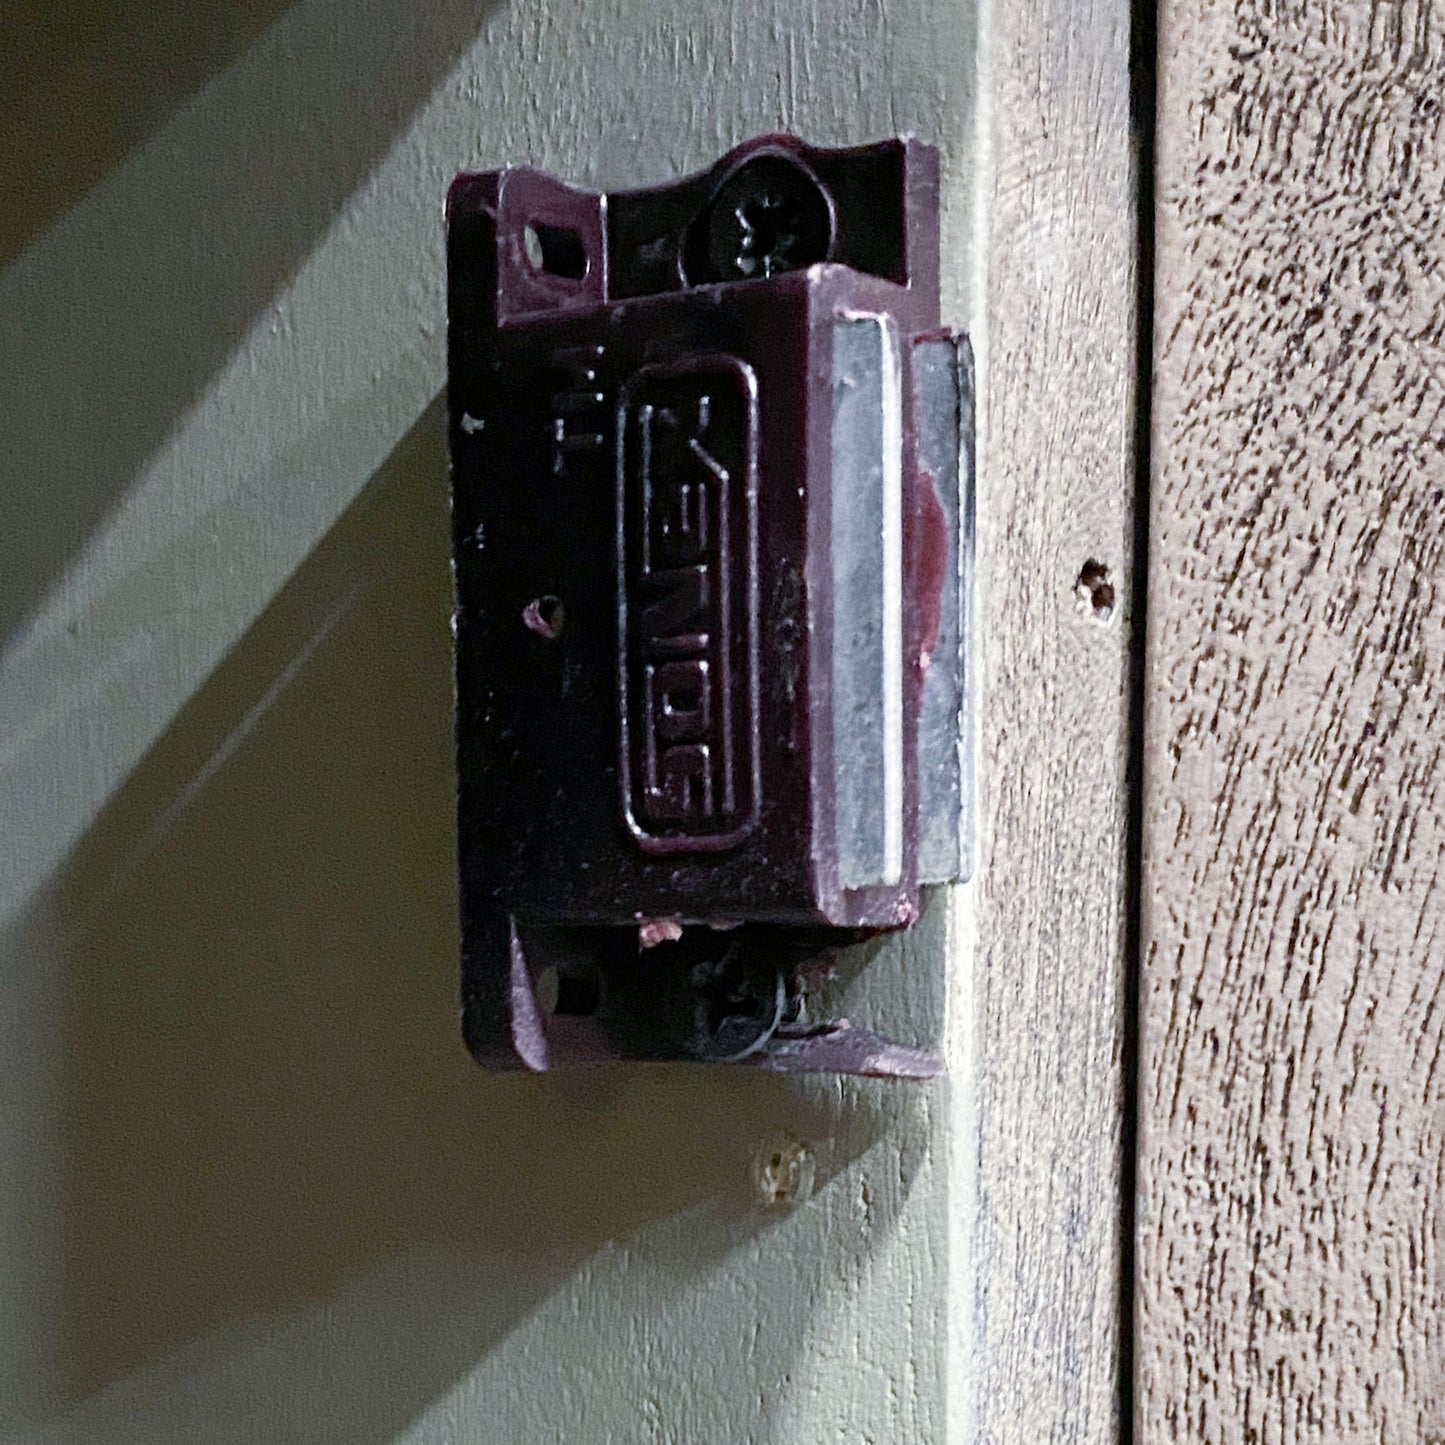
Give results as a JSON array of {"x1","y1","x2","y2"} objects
[{"x1": 446, "y1": 134, "x2": 973, "y2": 1076}]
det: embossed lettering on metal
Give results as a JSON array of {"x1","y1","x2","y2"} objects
[{"x1": 617, "y1": 356, "x2": 761, "y2": 851}]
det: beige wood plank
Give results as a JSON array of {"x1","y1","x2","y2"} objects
[
  {"x1": 1139, "y1": 2, "x2": 1445, "y2": 1439},
  {"x1": 973, "y1": 0, "x2": 1140, "y2": 1437}
]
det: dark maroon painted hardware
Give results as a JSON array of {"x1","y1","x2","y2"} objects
[{"x1": 447, "y1": 135, "x2": 973, "y2": 1076}]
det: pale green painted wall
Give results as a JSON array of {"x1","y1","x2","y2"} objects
[{"x1": 0, "y1": 3, "x2": 978, "y2": 1440}]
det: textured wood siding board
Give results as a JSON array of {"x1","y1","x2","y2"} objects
[{"x1": 1139, "y1": 1, "x2": 1445, "y2": 1440}]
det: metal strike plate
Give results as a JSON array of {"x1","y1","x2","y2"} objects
[{"x1": 447, "y1": 134, "x2": 974, "y2": 1075}]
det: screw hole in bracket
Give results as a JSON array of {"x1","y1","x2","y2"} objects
[
  {"x1": 524, "y1": 222, "x2": 588, "y2": 279},
  {"x1": 523, "y1": 594, "x2": 566, "y2": 639},
  {"x1": 535, "y1": 963, "x2": 603, "y2": 1017}
]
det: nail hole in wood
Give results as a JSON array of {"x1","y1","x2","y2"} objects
[{"x1": 1076, "y1": 559, "x2": 1115, "y2": 620}]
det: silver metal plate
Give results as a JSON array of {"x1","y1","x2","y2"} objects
[
  {"x1": 914, "y1": 334, "x2": 975, "y2": 884},
  {"x1": 830, "y1": 314, "x2": 905, "y2": 891}
]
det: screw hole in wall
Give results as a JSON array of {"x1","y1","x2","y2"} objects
[{"x1": 749, "y1": 1133, "x2": 816, "y2": 1208}]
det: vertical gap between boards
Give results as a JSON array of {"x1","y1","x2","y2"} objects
[{"x1": 1121, "y1": 0, "x2": 1160, "y2": 1439}]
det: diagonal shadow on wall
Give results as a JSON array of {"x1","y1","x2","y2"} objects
[
  {"x1": 3, "y1": 403, "x2": 908, "y2": 1443},
  {"x1": 0, "y1": 0, "x2": 504, "y2": 648},
  {"x1": 1, "y1": 0, "x2": 293, "y2": 269}
]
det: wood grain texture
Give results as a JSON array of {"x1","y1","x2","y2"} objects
[
  {"x1": 971, "y1": 0, "x2": 1140, "y2": 1437},
  {"x1": 1139, "y1": 2, "x2": 1445, "y2": 1440}
]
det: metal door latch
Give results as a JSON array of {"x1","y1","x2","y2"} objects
[{"x1": 446, "y1": 134, "x2": 973, "y2": 1076}]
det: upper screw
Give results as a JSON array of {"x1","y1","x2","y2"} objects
[{"x1": 694, "y1": 155, "x2": 833, "y2": 284}]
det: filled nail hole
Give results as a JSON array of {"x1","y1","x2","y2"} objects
[
  {"x1": 523, "y1": 595, "x2": 566, "y2": 639},
  {"x1": 750, "y1": 1133, "x2": 816, "y2": 1208},
  {"x1": 524, "y1": 222, "x2": 587, "y2": 279},
  {"x1": 1075, "y1": 559, "x2": 1115, "y2": 620}
]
